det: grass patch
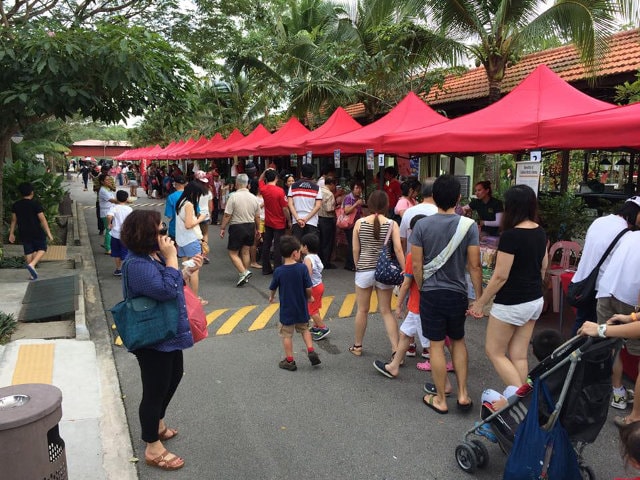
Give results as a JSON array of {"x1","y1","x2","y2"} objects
[{"x1": 0, "y1": 312, "x2": 17, "y2": 344}]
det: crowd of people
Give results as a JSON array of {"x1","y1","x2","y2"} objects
[{"x1": 47, "y1": 159, "x2": 640, "y2": 475}]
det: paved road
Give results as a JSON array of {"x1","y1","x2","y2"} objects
[{"x1": 72, "y1": 180, "x2": 629, "y2": 479}]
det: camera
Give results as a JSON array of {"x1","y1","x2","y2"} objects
[{"x1": 159, "y1": 222, "x2": 168, "y2": 236}]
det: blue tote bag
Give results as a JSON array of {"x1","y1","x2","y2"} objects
[{"x1": 503, "y1": 378, "x2": 581, "y2": 480}]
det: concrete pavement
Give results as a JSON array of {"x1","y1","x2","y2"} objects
[{"x1": 0, "y1": 178, "x2": 136, "y2": 480}]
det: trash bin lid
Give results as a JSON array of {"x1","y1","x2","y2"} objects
[{"x1": 0, "y1": 384, "x2": 62, "y2": 430}]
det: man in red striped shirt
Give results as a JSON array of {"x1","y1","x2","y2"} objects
[{"x1": 287, "y1": 163, "x2": 322, "y2": 241}]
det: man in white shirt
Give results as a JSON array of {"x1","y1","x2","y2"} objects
[{"x1": 399, "y1": 179, "x2": 438, "y2": 254}]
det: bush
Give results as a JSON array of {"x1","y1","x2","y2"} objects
[
  {"x1": 0, "y1": 312, "x2": 17, "y2": 344},
  {"x1": 538, "y1": 192, "x2": 588, "y2": 244},
  {"x1": 2, "y1": 159, "x2": 67, "y2": 242}
]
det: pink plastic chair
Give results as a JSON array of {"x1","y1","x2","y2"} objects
[{"x1": 547, "y1": 241, "x2": 582, "y2": 312}]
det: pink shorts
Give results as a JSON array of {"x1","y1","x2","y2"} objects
[{"x1": 308, "y1": 283, "x2": 324, "y2": 316}]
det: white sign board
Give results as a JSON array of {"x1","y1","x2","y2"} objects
[
  {"x1": 530, "y1": 150, "x2": 542, "y2": 162},
  {"x1": 516, "y1": 161, "x2": 541, "y2": 195}
]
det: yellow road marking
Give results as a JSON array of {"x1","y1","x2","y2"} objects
[
  {"x1": 248, "y1": 303, "x2": 280, "y2": 331},
  {"x1": 339, "y1": 293, "x2": 356, "y2": 317},
  {"x1": 319, "y1": 295, "x2": 334, "y2": 320},
  {"x1": 12, "y1": 344, "x2": 55, "y2": 385},
  {"x1": 369, "y1": 292, "x2": 378, "y2": 312},
  {"x1": 216, "y1": 306, "x2": 257, "y2": 335},
  {"x1": 206, "y1": 308, "x2": 229, "y2": 326}
]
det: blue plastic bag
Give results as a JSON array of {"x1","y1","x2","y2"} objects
[{"x1": 503, "y1": 378, "x2": 581, "y2": 480}]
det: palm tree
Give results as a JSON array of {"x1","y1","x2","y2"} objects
[{"x1": 424, "y1": 0, "x2": 639, "y2": 103}]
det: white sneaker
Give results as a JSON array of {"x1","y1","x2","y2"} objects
[{"x1": 611, "y1": 391, "x2": 628, "y2": 410}]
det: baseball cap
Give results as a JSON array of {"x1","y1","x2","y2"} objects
[
  {"x1": 194, "y1": 170, "x2": 209, "y2": 183},
  {"x1": 173, "y1": 175, "x2": 187, "y2": 185},
  {"x1": 245, "y1": 162, "x2": 257, "y2": 174},
  {"x1": 626, "y1": 196, "x2": 640, "y2": 208}
]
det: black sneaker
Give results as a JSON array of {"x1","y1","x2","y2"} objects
[
  {"x1": 308, "y1": 351, "x2": 321, "y2": 366},
  {"x1": 279, "y1": 359, "x2": 297, "y2": 371}
]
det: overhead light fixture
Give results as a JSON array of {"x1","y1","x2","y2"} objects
[
  {"x1": 10, "y1": 132, "x2": 24, "y2": 144},
  {"x1": 616, "y1": 155, "x2": 629, "y2": 166},
  {"x1": 599, "y1": 155, "x2": 611, "y2": 166}
]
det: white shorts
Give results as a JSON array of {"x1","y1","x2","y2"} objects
[
  {"x1": 399, "y1": 311, "x2": 429, "y2": 348},
  {"x1": 354, "y1": 270, "x2": 395, "y2": 290},
  {"x1": 490, "y1": 297, "x2": 544, "y2": 326}
]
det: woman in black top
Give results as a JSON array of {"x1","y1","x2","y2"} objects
[
  {"x1": 468, "y1": 185, "x2": 548, "y2": 388},
  {"x1": 463, "y1": 180, "x2": 504, "y2": 236}
]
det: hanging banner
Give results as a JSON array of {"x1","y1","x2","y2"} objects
[
  {"x1": 306, "y1": 151, "x2": 313, "y2": 164},
  {"x1": 378, "y1": 153, "x2": 385, "y2": 167},
  {"x1": 290, "y1": 153, "x2": 298, "y2": 167},
  {"x1": 530, "y1": 150, "x2": 542, "y2": 162},
  {"x1": 334, "y1": 149, "x2": 341, "y2": 169},
  {"x1": 366, "y1": 149, "x2": 374, "y2": 170},
  {"x1": 409, "y1": 156, "x2": 420, "y2": 178},
  {"x1": 516, "y1": 161, "x2": 541, "y2": 195}
]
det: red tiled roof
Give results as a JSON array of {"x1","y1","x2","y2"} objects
[
  {"x1": 427, "y1": 28, "x2": 640, "y2": 105},
  {"x1": 344, "y1": 28, "x2": 640, "y2": 118}
]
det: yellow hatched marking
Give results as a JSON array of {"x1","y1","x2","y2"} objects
[
  {"x1": 319, "y1": 296, "x2": 334, "y2": 320},
  {"x1": 12, "y1": 344, "x2": 55, "y2": 385},
  {"x1": 248, "y1": 303, "x2": 280, "y2": 331},
  {"x1": 206, "y1": 308, "x2": 229, "y2": 326},
  {"x1": 216, "y1": 306, "x2": 257, "y2": 335},
  {"x1": 339, "y1": 293, "x2": 356, "y2": 318},
  {"x1": 391, "y1": 293, "x2": 399, "y2": 310}
]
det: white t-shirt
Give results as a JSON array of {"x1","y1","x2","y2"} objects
[
  {"x1": 107, "y1": 204, "x2": 133, "y2": 239},
  {"x1": 399, "y1": 202, "x2": 438, "y2": 253},
  {"x1": 572, "y1": 214, "x2": 628, "y2": 295},
  {"x1": 198, "y1": 191, "x2": 212, "y2": 220},
  {"x1": 597, "y1": 230, "x2": 640, "y2": 306},
  {"x1": 176, "y1": 204, "x2": 201, "y2": 247}
]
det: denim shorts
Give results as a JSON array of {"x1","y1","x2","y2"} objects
[
  {"x1": 178, "y1": 239, "x2": 201, "y2": 258},
  {"x1": 420, "y1": 289, "x2": 468, "y2": 341}
]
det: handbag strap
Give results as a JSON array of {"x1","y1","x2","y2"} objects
[
  {"x1": 382, "y1": 220, "x2": 394, "y2": 246},
  {"x1": 590, "y1": 227, "x2": 630, "y2": 274}
]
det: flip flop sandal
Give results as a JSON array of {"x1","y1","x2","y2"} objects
[
  {"x1": 145, "y1": 450, "x2": 184, "y2": 470},
  {"x1": 423, "y1": 382, "x2": 452, "y2": 396},
  {"x1": 457, "y1": 400, "x2": 474, "y2": 412},
  {"x1": 423, "y1": 394, "x2": 448, "y2": 414},
  {"x1": 349, "y1": 344, "x2": 362, "y2": 356},
  {"x1": 373, "y1": 360, "x2": 396, "y2": 378}
]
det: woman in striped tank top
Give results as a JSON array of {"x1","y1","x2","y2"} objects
[{"x1": 349, "y1": 190, "x2": 405, "y2": 357}]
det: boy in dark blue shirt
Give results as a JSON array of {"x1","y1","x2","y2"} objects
[{"x1": 269, "y1": 235, "x2": 321, "y2": 371}]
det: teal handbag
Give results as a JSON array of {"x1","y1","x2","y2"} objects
[{"x1": 110, "y1": 260, "x2": 179, "y2": 350}]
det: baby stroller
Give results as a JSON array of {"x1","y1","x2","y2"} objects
[{"x1": 454, "y1": 335, "x2": 622, "y2": 479}]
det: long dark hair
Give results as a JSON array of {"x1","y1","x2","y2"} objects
[
  {"x1": 367, "y1": 190, "x2": 389, "y2": 240},
  {"x1": 501, "y1": 185, "x2": 538, "y2": 230},
  {"x1": 176, "y1": 181, "x2": 203, "y2": 215}
]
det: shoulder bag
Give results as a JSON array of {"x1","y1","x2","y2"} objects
[
  {"x1": 503, "y1": 378, "x2": 581, "y2": 480},
  {"x1": 374, "y1": 221, "x2": 404, "y2": 286},
  {"x1": 567, "y1": 228, "x2": 629, "y2": 309},
  {"x1": 336, "y1": 199, "x2": 357, "y2": 230},
  {"x1": 110, "y1": 260, "x2": 180, "y2": 350}
]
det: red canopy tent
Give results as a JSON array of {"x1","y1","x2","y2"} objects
[
  {"x1": 168, "y1": 137, "x2": 203, "y2": 160},
  {"x1": 189, "y1": 133, "x2": 224, "y2": 159},
  {"x1": 156, "y1": 140, "x2": 184, "y2": 160},
  {"x1": 247, "y1": 117, "x2": 310, "y2": 157},
  {"x1": 382, "y1": 65, "x2": 618, "y2": 154},
  {"x1": 539, "y1": 102, "x2": 640, "y2": 150},
  {"x1": 296, "y1": 107, "x2": 363, "y2": 155},
  {"x1": 307, "y1": 92, "x2": 448, "y2": 154},
  {"x1": 221, "y1": 124, "x2": 271, "y2": 157},
  {"x1": 204, "y1": 129, "x2": 247, "y2": 158}
]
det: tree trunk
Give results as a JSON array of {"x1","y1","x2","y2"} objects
[{"x1": 0, "y1": 136, "x2": 8, "y2": 254}]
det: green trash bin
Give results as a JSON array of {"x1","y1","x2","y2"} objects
[{"x1": 0, "y1": 383, "x2": 67, "y2": 479}]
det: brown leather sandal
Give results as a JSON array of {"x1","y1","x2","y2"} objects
[
  {"x1": 158, "y1": 427, "x2": 178, "y2": 441},
  {"x1": 145, "y1": 449, "x2": 184, "y2": 470}
]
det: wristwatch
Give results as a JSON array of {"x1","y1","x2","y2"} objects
[{"x1": 597, "y1": 323, "x2": 607, "y2": 338}]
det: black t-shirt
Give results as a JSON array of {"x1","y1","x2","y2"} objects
[
  {"x1": 469, "y1": 197, "x2": 504, "y2": 236},
  {"x1": 12, "y1": 198, "x2": 45, "y2": 241},
  {"x1": 494, "y1": 226, "x2": 547, "y2": 305}
]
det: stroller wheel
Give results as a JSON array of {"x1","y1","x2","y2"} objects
[
  {"x1": 579, "y1": 464, "x2": 596, "y2": 480},
  {"x1": 469, "y1": 439, "x2": 489, "y2": 468},
  {"x1": 455, "y1": 442, "x2": 478, "y2": 473}
]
